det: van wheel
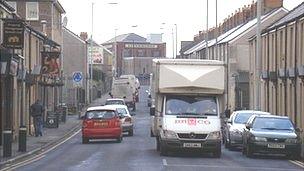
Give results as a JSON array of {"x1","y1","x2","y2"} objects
[
  {"x1": 213, "y1": 146, "x2": 221, "y2": 158},
  {"x1": 156, "y1": 137, "x2": 160, "y2": 151},
  {"x1": 129, "y1": 130, "x2": 134, "y2": 136},
  {"x1": 160, "y1": 144, "x2": 168, "y2": 156},
  {"x1": 82, "y1": 137, "x2": 89, "y2": 144},
  {"x1": 246, "y1": 144, "x2": 253, "y2": 157},
  {"x1": 150, "y1": 130, "x2": 154, "y2": 137},
  {"x1": 132, "y1": 104, "x2": 136, "y2": 111},
  {"x1": 117, "y1": 136, "x2": 123, "y2": 143}
]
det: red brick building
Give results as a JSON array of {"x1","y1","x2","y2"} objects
[{"x1": 102, "y1": 33, "x2": 166, "y2": 76}]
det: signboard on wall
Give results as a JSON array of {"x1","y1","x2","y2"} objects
[
  {"x1": 41, "y1": 52, "x2": 60, "y2": 76},
  {"x1": 88, "y1": 46, "x2": 103, "y2": 64},
  {"x1": 2, "y1": 19, "x2": 24, "y2": 49}
]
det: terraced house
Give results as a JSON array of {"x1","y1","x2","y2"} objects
[{"x1": 249, "y1": 2, "x2": 304, "y2": 133}]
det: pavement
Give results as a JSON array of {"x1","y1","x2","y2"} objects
[{"x1": 0, "y1": 93, "x2": 111, "y2": 168}]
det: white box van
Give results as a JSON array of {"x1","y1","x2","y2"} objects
[{"x1": 150, "y1": 59, "x2": 225, "y2": 157}]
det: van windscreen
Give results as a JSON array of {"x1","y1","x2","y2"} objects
[{"x1": 165, "y1": 96, "x2": 217, "y2": 116}]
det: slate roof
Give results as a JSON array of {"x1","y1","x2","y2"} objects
[
  {"x1": 104, "y1": 33, "x2": 147, "y2": 43},
  {"x1": 266, "y1": 2, "x2": 304, "y2": 31}
]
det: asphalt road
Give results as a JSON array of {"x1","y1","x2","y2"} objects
[{"x1": 17, "y1": 86, "x2": 303, "y2": 171}]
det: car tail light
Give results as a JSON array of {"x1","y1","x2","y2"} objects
[
  {"x1": 82, "y1": 120, "x2": 89, "y2": 128},
  {"x1": 124, "y1": 117, "x2": 132, "y2": 123},
  {"x1": 114, "y1": 118, "x2": 121, "y2": 127}
]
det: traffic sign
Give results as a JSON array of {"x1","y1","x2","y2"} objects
[{"x1": 72, "y1": 71, "x2": 83, "y2": 87}]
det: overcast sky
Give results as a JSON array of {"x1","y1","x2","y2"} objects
[{"x1": 60, "y1": 0, "x2": 303, "y2": 57}]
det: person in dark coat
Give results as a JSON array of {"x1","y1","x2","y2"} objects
[{"x1": 30, "y1": 99, "x2": 45, "y2": 137}]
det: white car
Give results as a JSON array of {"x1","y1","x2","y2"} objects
[
  {"x1": 106, "y1": 104, "x2": 135, "y2": 136},
  {"x1": 105, "y1": 98, "x2": 126, "y2": 106},
  {"x1": 223, "y1": 110, "x2": 271, "y2": 149}
]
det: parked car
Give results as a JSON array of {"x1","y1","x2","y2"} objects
[
  {"x1": 81, "y1": 106, "x2": 123, "y2": 144},
  {"x1": 242, "y1": 115, "x2": 302, "y2": 159},
  {"x1": 222, "y1": 110, "x2": 270, "y2": 149},
  {"x1": 106, "y1": 104, "x2": 135, "y2": 136},
  {"x1": 105, "y1": 98, "x2": 126, "y2": 106}
]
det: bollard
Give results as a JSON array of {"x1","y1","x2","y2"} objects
[
  {"x1": 18, "y1": 126, "x2": 27, "y2": 152},
  {"x1": 3, "y1": 129, "x2": 12, "y2": 157}
]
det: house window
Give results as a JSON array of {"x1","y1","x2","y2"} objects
[
  {"x1": 123, "y1": 49, "x2": 131, "y2": 57},
  {"x1": 153, "y1": 50, "x2": 160, "y2": 57},
  {"x1": 26, "y1": 2, "x2": 39, "y2": 21},
  {"x1": 138, "y1": 50, "x2": 144, "y2": 57},
  {"x1": 7, "y1": 1, "x2": 17, "y2": 12}
]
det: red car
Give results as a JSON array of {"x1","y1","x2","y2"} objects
[{"x1": 82, "y1": 106, "x2": 123, "y2": 143}]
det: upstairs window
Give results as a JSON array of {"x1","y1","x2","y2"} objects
[{"x1": 26, "y1": 2, "x2": 39, "y2": 21}]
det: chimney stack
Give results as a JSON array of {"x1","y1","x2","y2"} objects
[{"x1": 80, "y1": 32, "x2": 88, "y2": 41}]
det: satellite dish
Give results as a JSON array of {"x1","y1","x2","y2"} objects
[{"x1": 63, "y1": 16, "x2": 68, "y2": 27}]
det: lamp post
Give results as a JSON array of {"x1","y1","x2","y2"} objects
[
  {"x1": 131, "y1": 25, "x2": 138, "y2": 76},
  {"x1": 174, "y1": 24, "x2": 177, "y2": 58}
]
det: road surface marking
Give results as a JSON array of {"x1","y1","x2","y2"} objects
[
  {"x1": 0, "y1": 129, "x2": 81, "y2": 171},
  {"x1": 4, "y1": 155, "x2": 46, "y2": 171},
  {"x1": 163, "y1": 164, "x2": 302, "y2": 171},
  {"x1": 162, "y1": 159, "x2": 167, "y2": 166},
  {"x1": 289, "y1": 160, "x2": 304, "y2": 168}
]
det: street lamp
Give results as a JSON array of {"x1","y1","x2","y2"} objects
[
  {"x1": 89, "y1": 2, "x2": 118, "y2": 102},
  {"x1": 174, "y1": 24, "x2": 177, "y2": 59},
  {"x1": 131, "y1": 25, "x2": 138, "y2": 75}
]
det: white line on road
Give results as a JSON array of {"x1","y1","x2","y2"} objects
[
  {"x1": 162, "y1": 159, "x2": 167, "y2": 166},
  {"x1": 5, "y1": 155, "x2": 46, "y2": 171},
  {"x1": 289, "y1": 160, "x2": 304, "y2": 168},
  {"x1": 0, "y1": 129, "x2": 81, "y2": 171},
  {"x1": 163, "y1": 163, "x2": 302, "y2": 171}
]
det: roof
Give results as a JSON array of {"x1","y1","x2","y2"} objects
[
  {"x1": 54, "y1": 0, "x2": 66, "y2": 14},
  {"x1": 219, "y1": 7, "x2": 287, "y2": 44},
  {"x1": 254, "y1": 115, "x2": 289, "y2": 119},
  {"x1": 266, "y1": 2, "x2": 304, "y2": 31},
  {"x1": 233, "y1": 110, "x2": 271, "y2": 115},
  {"x1": 105, "y1": 104, "x2": 128, "y2": 109},
  {"x1": 0, "y1": 0, "x2": 15, "y2": 13},
  {"x1": 63, "y1": 26, "x2": 86, "y2": 44},
  {"x1": 184, "y1": 7, "x2": 287, "y2": 55},
  {"x1": 106, "y1": 98, "x2": 125, "y2": 101},
  {"x1": 104, "y1": 33, "x2": 147, "y2": 43},
  {"x1": 87, "y1": 106, "x2": 117, "y2": 111}
]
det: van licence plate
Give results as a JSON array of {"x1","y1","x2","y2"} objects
[
  {"x1": 183, "y1": 143, "x2": 202, "y2": 148},
  {"x1": 267, "y1": 143, "x2": 285, "y2": 149}
]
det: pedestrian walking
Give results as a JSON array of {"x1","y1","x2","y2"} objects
[{"x1": 30, "y1": 99, "x2": 45, "y2": 137}]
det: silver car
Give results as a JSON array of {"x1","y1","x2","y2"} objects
[{"x1": 223, "y1": 110, "x2": 270, "y2": 149}]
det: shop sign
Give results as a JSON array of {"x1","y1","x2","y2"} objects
[{"x1": 2, "y1": 19, "x2": 24, "y2": 49}]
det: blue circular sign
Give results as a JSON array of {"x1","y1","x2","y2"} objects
[{"x1": 73, "y1": 72, "x2": 82, "y2": 82}]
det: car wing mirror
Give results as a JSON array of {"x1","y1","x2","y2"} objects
[
  {"x1": 245, "y1": 124, "x2": 251, "y2": 130},
  {"x1": 295, "y1": 128, "x2": 303, "y2": 132}
]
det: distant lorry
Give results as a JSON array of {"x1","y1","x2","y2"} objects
[
  {"x1": 150, "y1": 59, "x2": 225, "y2": 157},
  {"x1": 110, "y1": 78, "x2": 136, "y2": 111},
  {"x1": 120, "y1": 75, "x2": 140, "y2": 102}
]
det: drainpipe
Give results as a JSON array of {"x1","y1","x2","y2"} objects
[
  {"x1": 28, "y1": 31, "x2": 32, "y2": 134},
  {"x1": 274, "y1": 28, "x2": 278, "y2": 114},
  {"x1": 294, "y1": 20, "x2": 298, "y2": 126},
  {"x1": 284, "y1": 25, "x2": 287, "y2": 116}
]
